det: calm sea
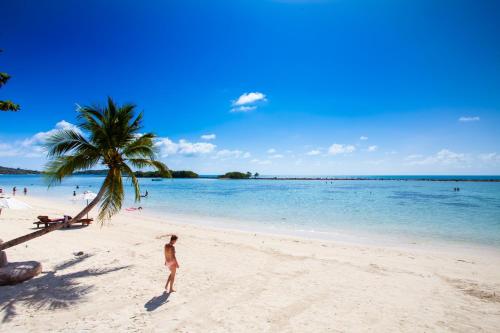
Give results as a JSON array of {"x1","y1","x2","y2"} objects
[{"x1": 1, "y1": 175, "x2": 500, "y2": 248}]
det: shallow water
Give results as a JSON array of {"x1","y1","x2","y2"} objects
[{"x1": 1, "y1": 175, "x2": 500, "y2": 247}]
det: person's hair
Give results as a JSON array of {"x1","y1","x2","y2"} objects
[{"x1": 170, "y1": 235, "x2": 178, "y2": 242}]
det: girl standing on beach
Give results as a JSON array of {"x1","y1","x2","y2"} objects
[{"x1": 164, "y1": 235, "x2": 179, "y2": 293}]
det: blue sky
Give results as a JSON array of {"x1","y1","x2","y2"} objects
[{"x1": 1, "y1": 0, "x2": 499, "y2": 175}]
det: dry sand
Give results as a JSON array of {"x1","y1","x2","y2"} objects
[{"x1": 1, "y1": 195, "x2": 499, "y2": 332}]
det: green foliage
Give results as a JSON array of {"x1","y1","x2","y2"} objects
[
  {"x1": 44, "y1": 97, "x2": 168, "y2": 221},
  {"x1": 0, "y1": 100, "x2": 20, "y2": 111},
  {"x1": 0, "y1": 72, "x2": 11, "y2": 87},
  {"x1": 171, "y1": 170, "x2": 199, "y2": 178},
  {"x1": 135, "y1": 170, "x2": 173, "y2": 178},
  {"x1": 75, "y1": 169, "x2": 199, "y2": 178},
  {"x1": 218, "y1": 171, "x2": 252, "y2": 179},
  {"x1": 0, "y1": 166, "x2": 40, "y2": 174},
  {"x1": 0, "y1": 50, "x2": 20, "y2": 112}
]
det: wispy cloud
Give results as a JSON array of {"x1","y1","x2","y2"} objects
[
  {"x1": 0, "y1": 143, "x2": 20, "y2": 157},
  {"x1": 407, "y1": 149, "x2": 467, "y2": 166},
  {"x1": 367, "y1": 145, "x2": 378, "y2": 152},
  {"x1": 359, "y1": 136, "x2": 368, "y2": 140},
  {"x1": 251, "y1": 158, "x2": 272, "y2": 165},
  {"x1": 200, "y1": 133, "x2": 216, "y2": 140},
  {"x1": 214, "y1": 149, "x2": 251, "y2": 160},
  {"x1": 479, "y1": 152, "x2": 500, "y2": 163},
  {"x1": 267, "y1": 148, "x2": 277, "y2": 154},
  {"x1": 328, "y1": 144, "x2": 356, "y2": 155},
  {"x1": 230, "y1": 106, "x2": 257, "y2": 113},
  {"x1": 306, "y1": 149, "x2": 321, "y2": 156},
  {"x1": 458, "y1": 116, "x2": 480, "y2": 122},
  {"x1": 405, "y1": 154, "x2": 423, "y2": 160}
]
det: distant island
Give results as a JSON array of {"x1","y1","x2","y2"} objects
[
  {"x1": 1, "y1": 166, "x2": 498, "y2": 182},
  {"x1": 0, "y1": 166, "x2": 41, "y2": 175},
  {"x1": 74, "y1": 169, "x2": 199, "y2": 178},
  {"x1": 218, "y1": 171, "x2": 253, "y2": 179},
  {"x1": 135, "y1": 170, "x2": 199, "y2": 178},
  {"x1": 0, "y1": 166, "x2": 199, "y2": 178}
]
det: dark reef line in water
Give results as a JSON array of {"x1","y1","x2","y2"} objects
[{"x1": 253, "y1": 177, "x2": 500, "y2": 182}]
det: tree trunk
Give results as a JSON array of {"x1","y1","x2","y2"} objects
[{"x1": 0, "y1": 184, "x2": 107, "y2": 251}]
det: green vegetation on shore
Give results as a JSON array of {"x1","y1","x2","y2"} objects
[
  {"x1": 0, "y1": 166, "x2": 40, "y2": 174},
  {"x1": 0, "y1": 166, "x2": 199, "y2": 178},
  {"x1": 218, "y1": 171, "x2": 253, "y2": 179},
  {"x1": 75, "y1": 169, "x2": 198, "y2": 178},
  {"x1": 135, "y1": 170, "x2": 199, "y2": 178}
]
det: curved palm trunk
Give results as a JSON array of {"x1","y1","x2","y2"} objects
[{"x1": 0, "y1": 183, "x2": 107, "y2": 251}]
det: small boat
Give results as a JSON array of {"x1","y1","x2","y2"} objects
[{"x1": 151, "y1": 178, "x2": 163, "y2": 181}]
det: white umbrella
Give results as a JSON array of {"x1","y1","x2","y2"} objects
[
  {"x1": 0, "y1": 197, "x2": 32, "y2": 215},
  {"x1": 71, "y1": 191, "x2": 97, "y2": 218}
]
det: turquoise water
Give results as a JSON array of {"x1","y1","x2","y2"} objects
[{"x1": 1, "y1": 175, "x2": 500, "y2": 247}]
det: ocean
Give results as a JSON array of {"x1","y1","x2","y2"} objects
[{"x1": 1, "y1": 174, "x2": 500, "y2": 248}]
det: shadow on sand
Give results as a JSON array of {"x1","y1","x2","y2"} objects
[
  {"x1": 0, "y1": 253, "x2": 129, "y2": 323},
  {"x1": 144, "y1": 292, "x2": 170, "y2": 312}
]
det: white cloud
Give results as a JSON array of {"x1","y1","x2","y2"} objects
[
  {"x1": 155, "y1": 138, "x2": 216, "y2": 157},
  {"x1": 328, "y1": 144, "x2": 356, "y2": 155},
  {"x1": 306, "y1": 149, "x2": 321, "y2": 156},
  {"x1": 479, "y1": 152, "x2": 500, "y2": 163},
  {"x1": 408, "y1": 149, "x2": 467, "y2": 166},
  {"x1": 405, "y1": 154, "x2": 423, "y2": 160},
  {"x1": 0, "y1": 143, "x2": 20, "y2": 157},
  {"x1": 201, "y1": 134, "x2": 216, "y2": 140},
  {"x1": 214, "y1": 149, "x2": 251, "y2": 160},
  {"x1": 270, "y1": 154, "x2": 284, "y2": 159},
  {"x1": 21, "y1": 120, "x2": 81, "y2": 148},
  {"x1": 360, "y1": 136, "x2": 368, "y2": 140},
  {"x1": 458, "y1": 116, "x2": 480, "y2": 122},
  {"x1": 251, "y1": 159, "x2": 272, "y2": 165},
  {"x1": 267, "y1": 148, "x2": 277, "y2": 154},
  {"x1": 233, "y1": 92, "x2": 267, "y2": 106},
  {"x1": 367, "y1": 145, "x2": 378, "y2": 152},
  {"x1": 230, "y1": 106, "x2": 257, "y2": 113}
]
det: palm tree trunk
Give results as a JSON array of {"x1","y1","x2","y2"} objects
[{"x1": 0, "y1": 184, "x2": 107, "y2": 251}]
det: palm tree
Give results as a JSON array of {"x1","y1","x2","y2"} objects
[
  {"x1": 0, "y1": 50, "x2": 21, "y2": 112},
  {"x1": 0, "y1": 97, "x2": 168, "y2": 250}
]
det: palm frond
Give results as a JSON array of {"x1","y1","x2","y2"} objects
[
  {"x1": 98, "y1": 168, "x2": 124, "y2": 221},
  {"x1": 120, "y1": 162, "x2": 141, "y2": 202},
  {"x1": 45, "y1": 129, "x2": 99, "y2": 157},
  {"x1": 126, "y1": 158, "x2": 168, "y2": 175},
  {"x1": 45, "y1": 154, "x2": 102, "y2": 186},
  {"x1": 122, "y1": 133, "x2": 156, "y2": 158}
]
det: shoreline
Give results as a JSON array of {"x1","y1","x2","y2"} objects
[
  {"x1": 36, "y1": 192, "x2": 500, "y2": 256},
  {"x1": 1, "y1": 195, "x2": 500, "y2": 331}
]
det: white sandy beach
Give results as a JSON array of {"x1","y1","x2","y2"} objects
[{"x1": 1, "y1": 195, "x2": 499, "y2": 332}]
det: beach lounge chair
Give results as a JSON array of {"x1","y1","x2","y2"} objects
[
  {"x1": 74, "y1": 218, "x2": 93, "y2": 226},
  {"x1": 33, "y1": 216, "x2": 69, "y2": 228},
  {"x1": 33, "y1": 216, "x2": 92, "y2": 228},
  {"x1": 34, "y1": 216, "x2": 62, "y2": 228}
]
